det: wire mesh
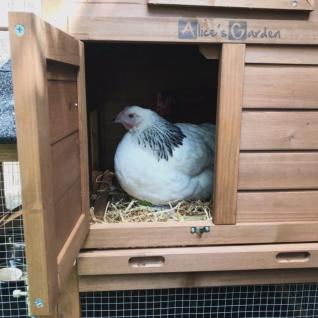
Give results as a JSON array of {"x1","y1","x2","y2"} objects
[
  {"x1": 0, "y1": 161, "x2": 28, "y2": 318},
  {"x1": 80, "y1": 284, "x2": 318, "y2": 318}
]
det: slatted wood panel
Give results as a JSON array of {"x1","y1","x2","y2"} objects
[
  {"x1": 239, "y1": 47, "x2": 318, "y2": 224},
  {"x1": 47, "y1": 80, "x2": 79, "y2": 144},
  {"x1": 244, "y1": 65, "x2": 318, "y2": 109},
  {"x1": 239, "y1": 152, "x2": 318, "y2": 190}
]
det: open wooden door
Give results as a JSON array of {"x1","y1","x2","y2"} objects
[{"x1": 8, "y1": 13, "x2": 89, "y2": 316}]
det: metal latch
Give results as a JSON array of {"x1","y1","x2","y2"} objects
[{"x1": 191, "y1": 226, "x2": 210, "y2": 235}]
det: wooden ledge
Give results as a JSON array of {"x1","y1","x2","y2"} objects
[{"x1": 79, "y1": 268, "x2": 318, "y2": 292}]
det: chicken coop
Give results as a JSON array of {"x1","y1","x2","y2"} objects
[{"x1": 2, "y1": 0, "x2": 318, "y2": 316}]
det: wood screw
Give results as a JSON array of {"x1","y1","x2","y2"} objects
[{"x1": 34, "y1": 298, "x2": 44, "y2": 308}]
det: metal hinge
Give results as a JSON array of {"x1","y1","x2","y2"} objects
[{"x1": 190, "y1": 226, "x2": 210, "y2": 235}]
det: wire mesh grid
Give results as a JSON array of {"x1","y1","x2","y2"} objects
[
  {"x1": 80, "y1": 283, "x2": 318, "y2": 318},
  {"x1": 0, "y1": 161, "x2": 28, "y2": 318}
]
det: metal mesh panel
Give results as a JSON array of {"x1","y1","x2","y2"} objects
[
  {"x1": 0, "y1": 162, "x2": 28, "y2": 318},
  {"x1": 80, "y1": 284, "x2": 318, "y2": 318}
]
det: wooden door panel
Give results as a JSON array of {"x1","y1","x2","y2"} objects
[
  {"x1": 48, "y1": 80, "x2": 79, "y2": 144},
  {"x1": 52, "y1": 132, "x2": 81, "y2": 202},
  {"x1": 9, "y1": 13, "x2": 89, "y2": 316},
  {"x1": 55, "y1": 180, "x2": 82, "y2": 252}
]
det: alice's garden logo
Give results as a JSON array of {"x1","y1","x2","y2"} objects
[{"x1": 178, "y1": 19, "x2": 281, "y2": 41}]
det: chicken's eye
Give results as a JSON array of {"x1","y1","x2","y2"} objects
[{"x1": 129, "y1": 114, "x2": 134, "y2": 118}]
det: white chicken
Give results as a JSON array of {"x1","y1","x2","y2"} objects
[{"x1": 114, "y1": 106, "x2": 216, "y2": 204}]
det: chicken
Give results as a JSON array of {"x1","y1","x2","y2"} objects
[{"x1": 114, "y1": 106, "x2": 216, "y2": 204}]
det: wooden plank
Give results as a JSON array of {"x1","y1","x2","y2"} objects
[
  {"x1": 148, "y1": 0, "x2": 314, "y2": 11},
  {"x1": 237, "y1": 191, "x2": 318, "y2": 223},
  {"x1": 213, "y1": 44, "x2": 245, "y2": 225},
  {"x1": 244, "y1": 66, "x2": 318, "y2": 109},
  {"x1": 55, "y1": 180, "x2": 82, "y2": 252},
  {"x1": 43, "y1": 18, "x2": 79, "y2": 66},
  {"x1": 241, "y1": 111, "x2": 318, "y2": 150},
  {"x1": 239, "y1": 152, "x2": 318, "y2": 190},
  {"x1": 47, "y1": 61, "x2": 78, "y2": 81},
  {"x1": 77, "y1": 41, "x2": 90, "y2": 232},
  {"x1": 52, "y1": 133, "x2": 80, "y2": 203},
  {"x1": 56, "y1": 266, "x2": 81, "y2": 318},
  {"x1": 84, "y1": 222, "x2": 318, "y2": 249},
  {"x1": 0, "y1": 144, "x2": 18, "y2": 161},
  {"x1": 48, "y1": 81, "x2": 79, "y2": 144},
  {"x1": 246, "y1": 45, "x2": 318, "y2": 65},
  {"x1": 57, "y1": 214, "x2": 88, "y2": 292},
  {"x1": 69, "y1": 17, "x2": 318, "y2": 44},
  {"x1": 79, "y1": 268, "x2": 318, "y2": 292},
  {"x1": 78, "y1": 243, "x2": 318, "y2": 276},
  {"x1": 9, "y1": 12, "x2": 58, "y2": 316}
]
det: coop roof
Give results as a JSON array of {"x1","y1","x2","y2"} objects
[{"x1": 0, "y1": 59, "x2": 16, "y2": 144}]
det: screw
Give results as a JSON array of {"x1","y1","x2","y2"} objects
[
  {"x1": 15, "y1": 24, "x2": 25, "y2": 37},
  {"x1": 34, "y1": 298, "x2": 44, "y2": 309},
  {"x1": 292, "y1": 0, "x2": 298, "y2": 7}
]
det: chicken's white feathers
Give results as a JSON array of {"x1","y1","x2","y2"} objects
[{"x1": 114, "y1": 106, "x2": 215, "y2": 204}]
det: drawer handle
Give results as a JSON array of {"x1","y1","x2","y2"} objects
[
  {"x1": 129, "y1": 256, "x2": 165, "y2": 268},
  {"x1": 276, "y1": 252, "x2": 310, "y2": 263}
]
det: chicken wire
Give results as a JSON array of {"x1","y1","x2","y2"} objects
[
  {"x1": 80, "y1": 284, "x2": 318, "y2": 318},
  {"x1": 0, "y1": 161, "x2": 28, "y2": 318}
]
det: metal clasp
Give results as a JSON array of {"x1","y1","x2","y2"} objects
[{"x1": 191, "y1": 226, "x2": 210, "y2": 235}]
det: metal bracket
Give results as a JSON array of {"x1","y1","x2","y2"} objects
[{"x1": 190, "y1": 226, "x2": 210, "y2": 235}]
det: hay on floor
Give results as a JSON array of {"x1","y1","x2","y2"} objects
[{"x1": 90, "y1": 170, "x2": 212, "y2": 224}]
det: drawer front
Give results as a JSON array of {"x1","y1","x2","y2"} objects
[{"x1": 78, "y1": 243, "x2": 318, "y2": 275}]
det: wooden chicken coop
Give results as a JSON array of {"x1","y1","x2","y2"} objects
[{"x1": 4, "y1": 0, "x2": 318, "y2": 316}]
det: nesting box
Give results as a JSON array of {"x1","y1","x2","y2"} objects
[{"x1": 7, "y1": 0, "x2": 318, "y2": 315}]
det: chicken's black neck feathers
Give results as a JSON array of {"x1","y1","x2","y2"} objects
[{"x1": 137, "y1": 119, "x2": 185, "y2": 161}]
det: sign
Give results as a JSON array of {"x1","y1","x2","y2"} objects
[{"x1": 178, "y1": 19, "x2": 281, "y2": 41}]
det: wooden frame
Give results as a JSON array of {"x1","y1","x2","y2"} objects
[
  {"x1": 9, "y1": 13, "x2": 89, "y2": 316},
  {"x1": 83, "y1": 221, "x2": 318, "y2": 249},
  {"x1": 148, "y1": 0, "x2": 315, "y2": 11},
  {"x1": 79, "y1": 268, "x2": 318, "y2": 292},
  {"x1": 69, "y1": 16, "x2": 318, "y2": 44},
  {"x1": 78, "y1": 243, "x2": 318, "y2": 276},
  {"x1": 213, "y1": 43, "x2": 245, "y2": 225}
]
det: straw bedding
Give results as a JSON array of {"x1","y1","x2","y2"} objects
[{"x1": 90, "y1": 170, "x2": 212, "y2": 224}]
